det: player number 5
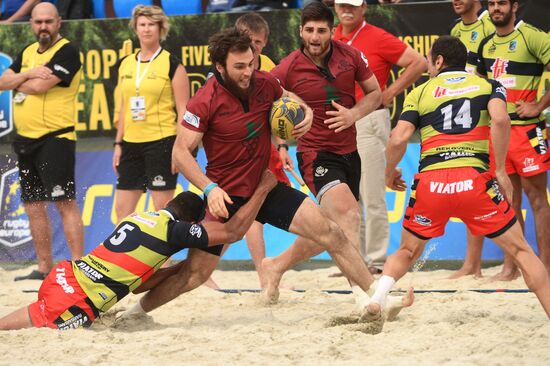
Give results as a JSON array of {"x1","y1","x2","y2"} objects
[{"x1": 110, "y1": 224, "x2": 135, "y2": 245}]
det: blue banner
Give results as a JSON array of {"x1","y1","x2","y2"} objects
[
  {"x1": 0, "y1": 145, "x2": 547, "y2": 262},
  {"x1": 0, "y1": 52, "x2": 13, "y2": 138}
]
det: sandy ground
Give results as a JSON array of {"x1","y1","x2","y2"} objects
[{"x1": 0, "y1": 264, "x2": 549, "y2": 366}]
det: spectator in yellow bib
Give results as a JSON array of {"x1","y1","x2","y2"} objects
[{"x1": 112, "y1": 5, "x2": 189, "y2": 222}]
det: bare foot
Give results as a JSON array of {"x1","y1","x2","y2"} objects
[
  {"x1": 260, "y1": 257, "x2": 283, "y2": 305},
  {"x1": 203, "y1": 276, "x2": 220, "y2": 290},
  {"x1": 356, "y1": 303, "x2": 384, "y2": 334},
  {"x1": 489, "y1": 268, "x2": 521, "y2": 282},
  {"x1": 385, "y1": 287, "x2": 414, "y2": 322},
  {"x1": 448, "y1": 266, "x2": 483, "y2": 280}
]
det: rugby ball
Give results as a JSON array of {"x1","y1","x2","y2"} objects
[{"x1": 270, "y1": 97, "x2": 305, "y2": 140}]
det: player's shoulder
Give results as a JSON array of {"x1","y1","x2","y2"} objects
[
  {"x1": 478, "y1": 32, "x2": 496, "y2": 52},
  {"x1": 449, "y1": 18, "x2": 461, "y2": 36},
  {"x1": 278, "y1": 49, "x2": 302, "y2": 66},
  {"x1": 518, "y1": 21, "x2": 546, "y2": 38},
  {"x1": 20, "y1": 41, "x2": 39, "y2": 54},
  {"x1": 333, "y1": 39, "x2": 362, "y2": 58}
]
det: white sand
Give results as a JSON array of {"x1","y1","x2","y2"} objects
[{"x1": 1, "y1": 265, "x2": 549, "y2": 366}]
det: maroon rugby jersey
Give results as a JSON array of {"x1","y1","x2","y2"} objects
[
  {"x1": 271, "y1": 40, "x2": 373, "y2": 154},
  {"x1": 182, "y1": 70, "x2": 283, "y2": 198}
]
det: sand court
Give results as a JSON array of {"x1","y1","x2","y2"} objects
[{"x1": 1, "y1": 264, "x2": 549, "y2": 365}]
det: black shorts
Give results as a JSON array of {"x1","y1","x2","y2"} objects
[
  {"x1": 203, "y1": 182, "x2": 307, "y2": 256},
  {"x1": 116, "y1": 136, "x2": 177, "y2": 191},
  {"x1": 18, "y1": 138, "x2": 76, "y2": 202},
  {"x1": 297, "y1": 150, "x2": 361, "y2": 201}
]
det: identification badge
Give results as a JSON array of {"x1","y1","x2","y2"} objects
[
  {"x1": 13, "y1": 92, "x2": 27, "y2": 104},
  {"x1": 130, "y1": 96, "x2": 146, "y2": 121}
]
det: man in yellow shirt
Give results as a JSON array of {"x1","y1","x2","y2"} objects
[{"x1": 0, "y1": 3, "x2": 83, "y2": 280}]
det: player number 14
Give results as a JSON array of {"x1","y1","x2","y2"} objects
[{"x1": 441, "y1": 100, "x2": 472, "y2": 130}]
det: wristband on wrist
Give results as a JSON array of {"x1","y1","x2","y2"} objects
[
  {"x1": 113, "y1": 141, "x2": 122, "y2": 147},
  {"x1": 203, "y1": 182, "x2": 218, "y2": 196},
  {"x1": 277, "y1": 143, "x2": 289, "y2": 151}
]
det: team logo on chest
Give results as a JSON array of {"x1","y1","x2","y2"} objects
[
  {"x1": 470, "y1": 31, "x2": 479, "y2": 42},
  {"x1": 508, "y1": 40, "x2": 517, "y2": 52}
]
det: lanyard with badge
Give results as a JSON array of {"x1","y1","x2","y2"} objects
[
  {"x1": 346, "y1": 20, "x2": 366, "y2": 47},
  {"x1": 130, "y1": 47, "x2": 162, "y2": 121}
]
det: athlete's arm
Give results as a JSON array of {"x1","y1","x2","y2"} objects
[
  {"x1": 325, "y1": 74, "x2": 381, "y2": 133},
  {"x1": 0, "y1": 0, "x2": 39, "y2": 23},
  {"x1": 172, "y1": 65, "x2": 190, "y2": 124},
  {"x1": 382, "y1": 47, "x2": 427, "y2": 107},
  {"x1": 113, "y1": 95, "x2": 125, "y2": 174},
  {"x1": 0, "y1": 67, "x2": 52, "y2": 91},
  {"x1": 385, "y1": 120, "x2": 415, "y2": 191},
  {"x1": 515, "y1": 64, "x2": 550, "y2": 118},
  {"x1": 202, "y1": 170, "x2": 277, "y2": 245},
  {"x1": 172, "y1": 127, "x2": 233, "y2": 219},
  {"x1": 488, "y1": 98, "x2": 513, "y2": 202},
  {"x1": 16, "y1": 73, "x2": 62, "y2": 94}
]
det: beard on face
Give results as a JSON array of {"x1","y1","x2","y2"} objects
[
  {"x1": 490, "y1": 9, "x2": 513, "y2": 27},
  {"x1": 37, "y1": 31, "x2": 52, "y2": 47},
  {"x1": 222, "y1": 69, "x2": 256, "y2": 101}
]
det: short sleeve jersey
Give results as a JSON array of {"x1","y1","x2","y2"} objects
[
  {"x1": 400, "y1": 68, "x2": 506, "y2": 172},
  {"x1": 477, "y1": 21, "x2": 550, "y2": 126},
  {"x1": 116, "y1": 49, "x2": 180, "y2": 142},
  {"x1": 182, "y1": 70, "x2": 283, "y2": 197},
  {"x1": 272, "y1": 41, "x2": 373, "y2": 154},
  {"x1": 334, "y1": 21, "x2": 407, "y2": 99},
  {"x1": 72, "y1": 209, "x2": 208, "y2": 313},
  {"x1": 9, "y1": 38, "x2": 82, "y2": 139},
  {"x1": 450, "y1": 8, "x2": 495, "y2": 73}
]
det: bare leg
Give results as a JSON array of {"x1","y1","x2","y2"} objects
[
  {"x1": 491, "y1": 221, "x2": 550, "y2": 318},
  {"x1": 139, "y1": 247, "x2": 222, "y2": 312},
  {"x1": 23, "y1": 201, "x2": 53, "y2": 274},
  {"x1": 114, "y1": 189, "x2": 142, "y2": 223},
  {"x1": 449, "y1": 229, "x2": 483, "y2": 279},
  {"x1": 0, "y1": 306, "x2": 33, "y2": 330},
  {"x1": 262, "y1": 188, "x2": 374, "y2": 301},
  {"x1": 492, "y1": 174, "x2": 522, "y2": 281},
  {"x1": 150, "y1": 190, "x2": 175, "y2": 211},
  {"x1": 246, "y1": 221, "x2": 267, "y2": 287},
  {"x1": 54, "y1": 199, "x2": 84, "y2": 260},
  {"x1": 521, "y1": 172, "x2": 550, "y2": 275}
]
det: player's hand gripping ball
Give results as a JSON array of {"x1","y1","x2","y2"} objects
[{"x1": 270, "y1": 97, "x2": 305, "y2": 140}]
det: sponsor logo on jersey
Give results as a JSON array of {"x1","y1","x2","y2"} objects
[
  {"x1": 315, "y1": 166, "x2": 328, "y2": 177},
  {"x1": 183, "y1": 111, "x2": 200, "y2": 128},
  {"x1": 189, "y1": 224, "x2": 202, "y2": 238},
  {"x1": 495, "y1": 86, "x2": 507, "y2": 98},
  {"x1": 433, "y1": 85, "x2": 480, "y2": 98},
  {"x1": 56, "y1": 267, "x2": 75, "y2": 294},
  {"x1": 53, "y1": 64, "x2": 69, "y2": 75},
  {"x1": 491, "y1": 58, "x2": 508, "y2": 79},
  {"x1": 444, "y1": 76, "x2": 467, "y2": 84},
  {"x1": 0, "y1": 167, "x2": 32, "y2": 248},
  {"x1": 470, "y1": 31, "x2": 479, "y2": 42},
  {"x1": 490, "y1": 180, "x2": 505, "y2": 201},
  {"x1": 429, "y1": 179, "x2": 474, "y2": 194},
  {"x1": 488, "y1": 44, "x2": 496, "y2": 54},
  {"x1": 76, "y1": 261, "x2": 104, "y2": 282},
  {"x1": 522, "y1": 157, "x2": 539, "y2": 173},
  {"x1": 130, "y1": 213, "x2": 157, "y2": 227},
  {"x1": 439, "y1": 151, "x2": 476, "y2": 160},
  {"x1": 508, "y1": 40, "x2": 517, "y2": 52},
  {"x1": 414, "y1": 214, "x2": 432, "y2": 226}
]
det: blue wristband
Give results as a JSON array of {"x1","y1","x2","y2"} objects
[{"x1": 203, "y1": 182, "x2": 218, "y2": 196}]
